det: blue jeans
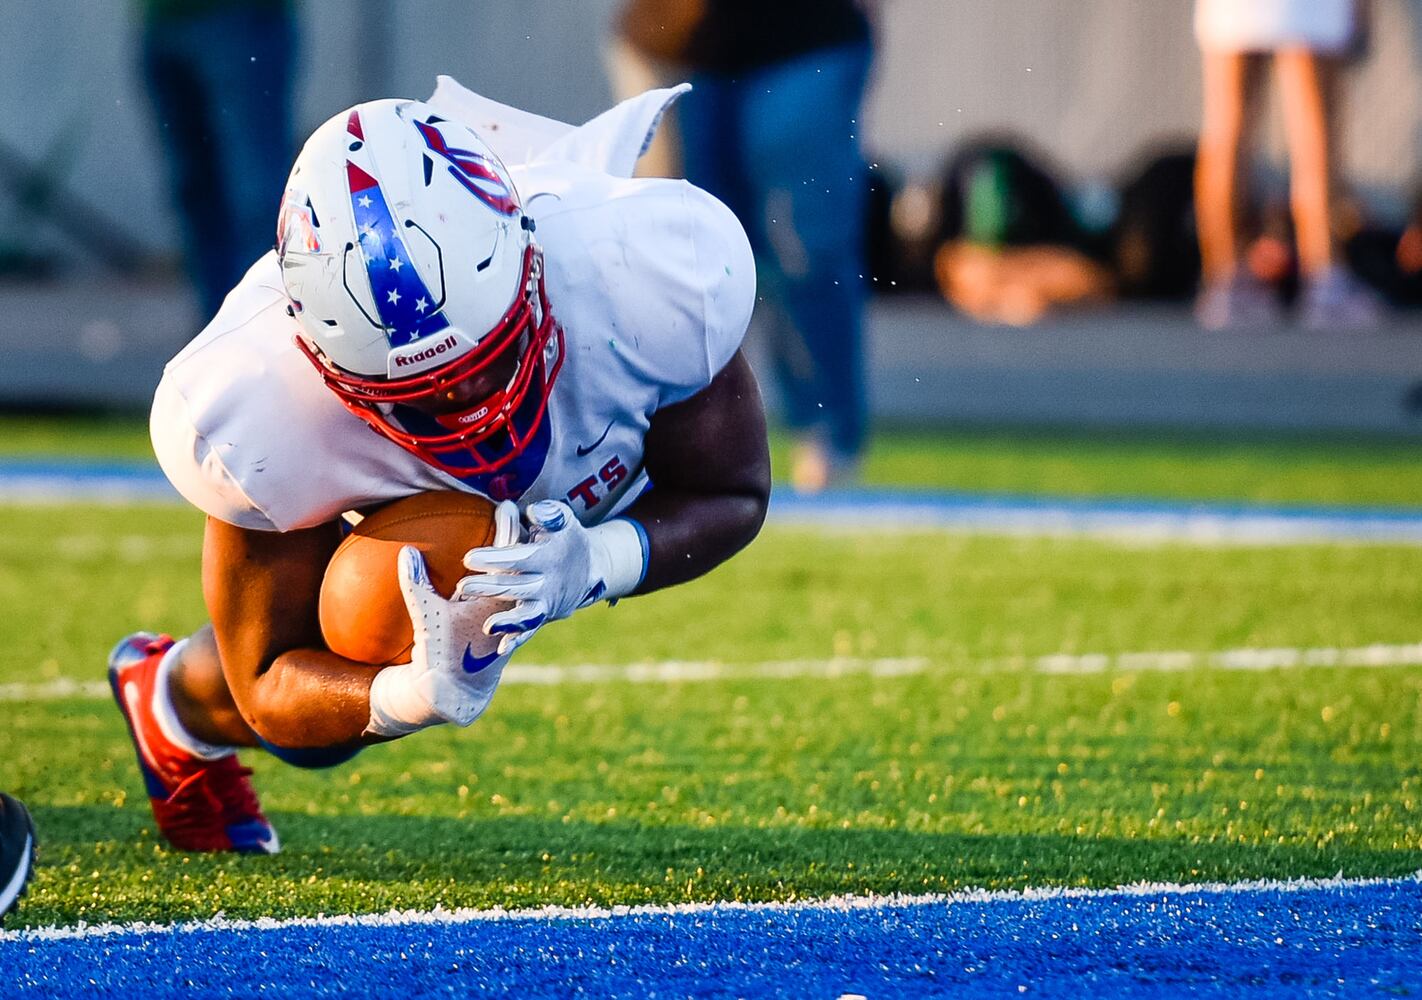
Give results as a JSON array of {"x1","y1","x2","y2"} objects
[
  {"x1": 142, "y1": 7, "x2": 295, "y2": 322},
  {"x1": 680, "y1": 41, "x2": 872, "y2": 459}
]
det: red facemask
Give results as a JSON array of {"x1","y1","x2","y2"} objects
[{"x1": 295, "y1": 244, "x2": 564, "y2": 476}]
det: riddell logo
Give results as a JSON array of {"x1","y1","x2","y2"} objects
[
  {"x1": 386, "y1": 329, "x2": 475, "y2": 379},
  {"x1": 393, "y1": 334, "x2": 458, "y2": 368}
]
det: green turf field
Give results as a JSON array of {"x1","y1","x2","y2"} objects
[{"x1": 3, "y1": 482, "x2": 1422, "y2": 926}]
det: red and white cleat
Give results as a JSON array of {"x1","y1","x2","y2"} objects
[{"x1": 108, "y1": 633, "x2": 279, "y2": 854}]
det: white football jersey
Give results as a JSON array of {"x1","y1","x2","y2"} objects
[{"x1": 150, "y1": 83, "x2": 756, "y2": 532}]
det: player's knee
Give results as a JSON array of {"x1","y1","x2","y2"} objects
[
  {"x1": 240, "y1": 680, "x2": 363, "y2": 768},
  {"x1": 241, "y1": 683, "x2": 311, "y2": 752}
]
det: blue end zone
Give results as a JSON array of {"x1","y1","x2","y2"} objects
[{"x1": 4, "y1": 878, "x2": 1419, "y2": 997}]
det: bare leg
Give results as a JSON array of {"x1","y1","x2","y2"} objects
[
  {"x1": 169, "y1": 624, "x2": 260, "y2": 748},
  {"x1": 1195, "y1": 50, "x2": 1264, "y2": 281},
  {"x1": 1274, "y1": 48, "x2": 1383, "y2": 328},
  {"x1": 1274, "y1": 48, "x2": 1339, "y2": 277}
]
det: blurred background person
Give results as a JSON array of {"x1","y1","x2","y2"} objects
[
  {"x1": 607, "y1": 0, "x2": 698, "y2": 178},
  {"x1": 674, "y1": 0, "x2": 875, "y2": 492},
  {"x1": 139, "y1": 0, "x2": 295, "y2": 324},
  {"x1": 1194, "y1": 0, "x2": 1383, "y2": 330}
]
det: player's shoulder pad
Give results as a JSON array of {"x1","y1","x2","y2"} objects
[
  {"x1": 671, "y1": 180, "x2": 757, "y2": 402},
  {"x1": 149, "y1": 254, "x2": 300, "y2": 532},
  {"x1": 533, "y1": 168, "x2": 756, "y2": 407},
  {"x1": 150, "y1": 373, "x2": 281, "y2": 531}
]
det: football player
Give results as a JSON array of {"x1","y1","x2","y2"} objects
[{"x1": 110, "y1": 79, "x2": 768, "y2": 853}]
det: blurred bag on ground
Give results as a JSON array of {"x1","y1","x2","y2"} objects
[
  {"x1": 1112, "y1": 149, "x2": 1203, "y2": 301},
  {"x1": 938, "y1": 140, "x2": 1081, "y2": 250},
  {"x1": 1346, "y1": 182, "x2": 1422, "y2": 308}
]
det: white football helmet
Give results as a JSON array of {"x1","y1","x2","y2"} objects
[{"x1": 277, "y1": 99, "x2": 562, "y2": 474}]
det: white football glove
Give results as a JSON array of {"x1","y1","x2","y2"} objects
[
  {"x1": 364, "y1": 499, "x2": 520, "y2": 736},
  {"x1": 458, "y1": 499, "x2": 647, "y2": 656}
]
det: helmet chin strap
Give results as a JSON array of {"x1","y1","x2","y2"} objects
[
  {"x1": 385, "y1": 348, "x2": 557, "y2": 477},
  {"x1": 432, "y1": 393, "x2": 500, "y2": 432}
]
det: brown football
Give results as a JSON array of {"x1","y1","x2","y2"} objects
[{"x1": 318, "y1": 491, "x2": 498, "y2": 665}]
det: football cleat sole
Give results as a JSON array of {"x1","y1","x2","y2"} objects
[{"x1": 0, "y1": 793, "x2": 36, "y2": 922}]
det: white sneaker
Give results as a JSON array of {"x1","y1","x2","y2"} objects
[
  {"x1": 1300, "y1": 266, "x2": 1386, "y2": 332},
  {"x1": 1194, "y1": 272, "x2": 1283, "y2": 331}
]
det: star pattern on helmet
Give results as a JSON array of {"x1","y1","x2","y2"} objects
[{"x1": 347, "y1": 159, "x2": 450, "y2": 348}]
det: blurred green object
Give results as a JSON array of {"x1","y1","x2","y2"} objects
[{"x1": 964, "y1": 154, "x2": 1014, "y2": 248}]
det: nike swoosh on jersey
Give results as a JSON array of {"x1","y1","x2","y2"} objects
[
  {"x1": 575, "y1": 420, "x2": 615, "y2": 457},
  {"x1": 462, "y1": 645, "x2": 501, "y2": 674}
]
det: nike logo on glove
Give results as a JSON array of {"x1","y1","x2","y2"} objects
[
  {"x1": 575, "y1": 420, "x2": 614, "y2": 457},
  {"x1": 489, "y1": 613, "x2": 546, "y2": 636},
  {"x1": 462, "y1": 645, "x2": 501, "y2": 674},
  {"x1": 580, "y1": 580, "x2": 606, "y2": 607}
]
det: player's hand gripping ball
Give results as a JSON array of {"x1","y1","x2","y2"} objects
[{"x1": 318, "y1": 491, "x2": 517, "y2": 665}]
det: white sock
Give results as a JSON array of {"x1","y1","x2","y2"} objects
[
  {"x1": 365, "y1": 662, "x2": 442, "y2": 738},
  {"x1": 151, "y1": 637, "x2": 235, "y2": 761}
]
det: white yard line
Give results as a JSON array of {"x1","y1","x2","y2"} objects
[
  {"x1": 8, "y1": 640, "x2": 1422, "y2": 703},
  {"x1": 4, "y1": 870, "x2": 1417, "y2": 944},
  {"x1": 0, "y1": 677, "x2": 113, "y2": 701}
]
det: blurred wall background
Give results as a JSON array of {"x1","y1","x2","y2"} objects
[
  {"x1": 872, "y1": 0, "x2": 1421, "y2": 212},
  {"x1": 3, "y1": 0, "x2": 1419, "y2": 272},
  {"x1": 0, "y1": 0, "x2": 630, "y2": 270}
]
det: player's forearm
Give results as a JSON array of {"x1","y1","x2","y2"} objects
[
  {"x1": 241, "y1": 648, "x2": 382, "y2": 749},
  {"x1": 623, "y1": 487, "x2": 767, "y2": 593},
  {"x1": 202, "y1": 517, "x2": 382, "y2": 748}
]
